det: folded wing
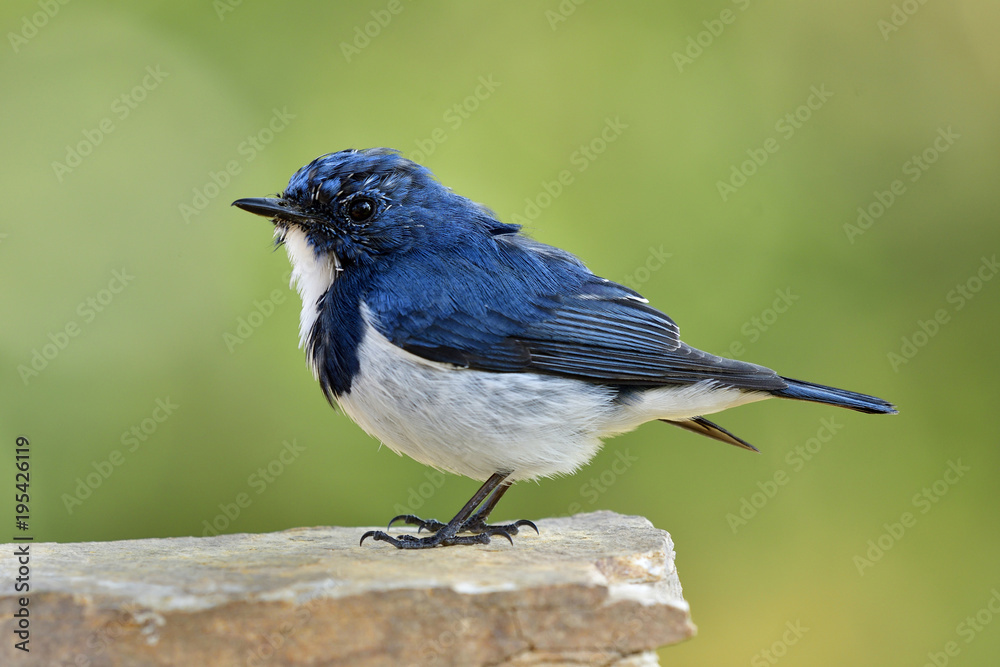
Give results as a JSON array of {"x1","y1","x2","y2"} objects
[{"x1": 368, "y1": 232, "x2": 787, "y2": 393}]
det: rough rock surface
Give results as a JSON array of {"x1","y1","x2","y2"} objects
[{"x1": 0, "y1": 511, "x2": 695, "y2": 666}]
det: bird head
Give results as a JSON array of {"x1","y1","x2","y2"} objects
[
  {"x1": 233, "y1": 148, "x2": 519, "y2": 350},
  {"x1": 233, "y1": 148, "x2": 458, "y2": 267}
]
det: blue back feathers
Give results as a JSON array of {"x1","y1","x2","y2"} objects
[{"x1": 283, "y1": 149, "x2": 788, "y2": 400}]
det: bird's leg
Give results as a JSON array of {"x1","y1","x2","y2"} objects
[
  {"x1": 361, "y1": 473, "x2": 536, "y2": 549},
  {"x1": 361, "y1": 473, "x2": 504, "y2": 549},
  {"x1": 383, "y1": 474, "x2": 502, "y2": 534},
  {"x1": 388, "y1": 479, "x2": 535, "y2": 537},
  {"x1": 456, "y1": 481, "x2": 537, "y2": 538}
]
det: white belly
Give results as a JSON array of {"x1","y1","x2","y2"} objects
[{"x1": 335, "y1": 311, "x2": 770, "y2": 482}]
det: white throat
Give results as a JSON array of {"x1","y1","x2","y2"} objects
[{"x1": 280, "y1": 226, "x2": 339, "y2": 352}]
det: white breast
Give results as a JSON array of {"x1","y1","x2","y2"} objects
[
  {"x1": 336, "y1": 307, "x2": 617, "y2": 481},
  {"x1": 334, "y1": 306, "x2": 772, "y2": 482},
  {"x1": 281, "y1": 227, "x2": 338, "y2": 369}
]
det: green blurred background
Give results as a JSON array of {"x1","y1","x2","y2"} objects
[{"x1": 2, "y1": 1, "x2": 999, "y2": 665}]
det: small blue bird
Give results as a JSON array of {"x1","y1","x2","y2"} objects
[{"x1": 233, "y1": 148, "x2": 897, "y2": 549}]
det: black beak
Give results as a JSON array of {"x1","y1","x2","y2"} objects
[{"x1": 232, "y1": 197, "x2": 318, "y2": 225}]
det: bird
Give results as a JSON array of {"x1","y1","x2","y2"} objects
[{"x1": 233, "y1": 147, "x2": 897, "y2": 549}]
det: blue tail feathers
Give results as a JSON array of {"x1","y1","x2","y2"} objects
[{"x1": 773, "y1": 377, "x2": 898, "y2": 414}]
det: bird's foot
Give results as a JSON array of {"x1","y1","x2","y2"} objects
[
  {"x1": 388, "y1": 512, "x2": 538, "y2": 538},
  {"x1": 358, "y1": 528, "x2": 491, "y2": 549},
  {"x1": 360, "y1": 513, "x2": 538, "y2": 549},
  {"x1": 457, "y1": 515, "x2": 539, "y2": 540},
  {"x1": 359, "y1": 472, "x2": 536, "y2": 549},
  {"x1": 386, "y1": 513, "x2": 448, "y2": 533}
]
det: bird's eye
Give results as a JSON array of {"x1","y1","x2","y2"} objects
[{"x1": 346, "y1": 196, "x2": 376, "y2": 223}]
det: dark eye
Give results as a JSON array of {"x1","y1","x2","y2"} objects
[{"x1": 346, "y1": 196, "x2": 376, "y2": 223}]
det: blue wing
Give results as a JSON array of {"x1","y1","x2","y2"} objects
[{"x1": 365, "y1": 232, "x2": 785, "y2": 392}]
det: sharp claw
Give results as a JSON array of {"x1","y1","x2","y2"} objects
[
  {"x1": 386, "y1": 514, "x2": 448, "y2": 534},
  {"x1": 516, "y1": 519, "x2": 539, "y2": 535},
  {"x1": 365, "y1": 509, "x2": 537, "y2": 548}
]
